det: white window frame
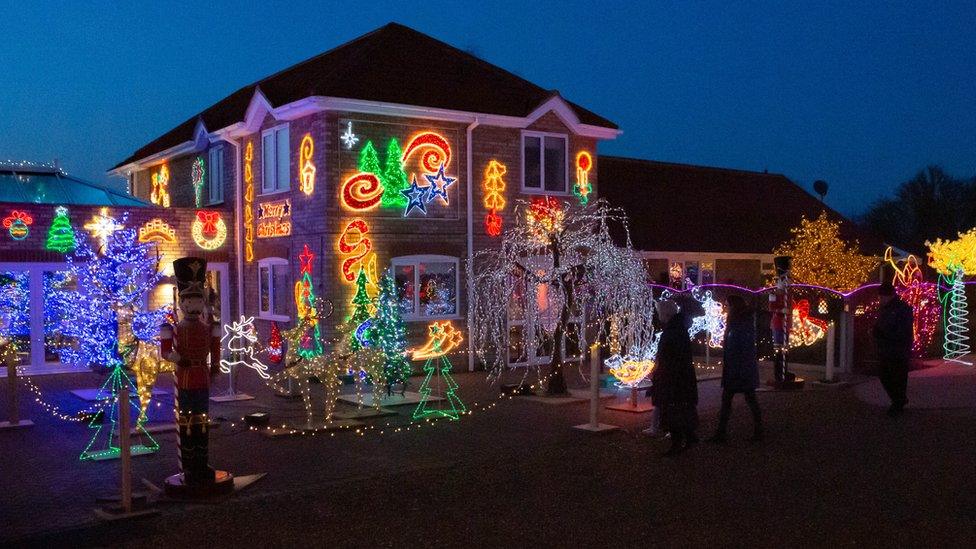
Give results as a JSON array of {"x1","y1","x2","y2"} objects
[
  {"x1": 257, "y1": 257, "x2": 291, "y2": 321},
  {"x1": 261, "y1": 123, "x2": 290, "y2": 195},
  {"x1": 520, "y1": 130, "x2": 569, "y2": 195},
  {"x1": 391, "y1": 254, "x2": 461, "y2": 321},
  {"x1": 208, "y1": 146, "x2": 224, "y2": 205}
]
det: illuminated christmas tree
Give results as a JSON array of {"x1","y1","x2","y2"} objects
[
  {"x1": 411, "y1": 322, "x2": 465, "y2": 420},
  {"x1": 381, "y1": 138, "x2": 409, "y2": 208},
  {"x1": 372, "y1": 271, "x2": 411, "y2": 394},
  {"x1": 268, "y1": 321, "x2": 283, "y2": 364},
  {"x1": 773, "y1": 211, "x2": 879, "y2": 291},
  {"x1": 45, "y1": 206, "x2": 76, "y2": 253},
  {"x1": 295, "y1": 244, "x2": 323, "y2": 359},
  {"x1": 348, "y1": 267, "x2": 373, "y2": 351},
  {"x1": 358, "y1": 140, "x2": 383, "y2": 183},
  {"x1": 927, "y1": 229, "x2": 976, "y2": 364}
]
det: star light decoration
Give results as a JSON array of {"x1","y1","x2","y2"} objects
[
  {"x1": 340, "y1": 121, "x2": 359, "y2": 149},
  {"x1": 83, "y1": 207, "x2": 124, "y2": 250},
  {"x1": 401, "y1": 175, "x2": 431, "y2": 216},
  {"x1": 423, "y1": 164, "x2": 456, "y2": 205}
]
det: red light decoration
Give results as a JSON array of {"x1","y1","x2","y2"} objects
[
  {"x1": 789, "y1": 299, "x2": 829, "y2": 347},
  {"x1": 482, "y1": 160, "x2": 507, "y2": 237},
  {"x1": 886, "y1": 247, "x2": 940, "y2": 356},
  {"x1": 3, "y1": 210, "x2": 33, "y2": 240},
  {"x1": 338, "y1": 219, "x2": 372, "y2": 283},
  {"x1": 574, "y1": 151, "x2": 593, "y2": 205},
  {"x1": 402, "y1": 131, "x2": 452, "y2": 173},
  {"x1": 527, "y1": 196, "x2": 565, "y2": 242},
  {"x1": 340, "y1": 172, "x2": 384, "y2": 211},
  {"x1": 191, "y1": 210, "x2": 228, "y2": 250},
  {"x1": 267, "y1": 322, "x2": 283, "y2": 364}
]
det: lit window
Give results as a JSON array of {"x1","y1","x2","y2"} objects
[
  {"x1": 261, "y1": 124, "x2": 290, "y2": 194},
  {"x1": 391, "y1": 255, "x2": 459, "y2": 320},
  {"x1": 208, "y1": 146, "x2": 224, "y2": 204},
  {"x1": 258, "y1": 257, "x2": 290, "y2": 320},
  {"x1": 522, "y1": 132, "x2": 567, "y2": 193}
]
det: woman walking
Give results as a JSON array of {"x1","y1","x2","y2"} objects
[
  {"x1": 709, "y1": 295, "x2": 763, "y2": 443},
  {"x1": 651, "y1": 300, "x2": 699, "y2": 456}
]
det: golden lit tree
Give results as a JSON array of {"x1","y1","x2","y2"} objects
[{"x1": 773, "y1": 211, "x2": 879, "y2": 291}]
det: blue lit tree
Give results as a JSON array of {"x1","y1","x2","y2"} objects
[{"x1": 51, "y1": 211, "x2": 165, "y2": 459}]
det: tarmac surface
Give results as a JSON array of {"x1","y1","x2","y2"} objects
[{"x1": 2, "y1": 362, "x2": 976, "y2": 548}]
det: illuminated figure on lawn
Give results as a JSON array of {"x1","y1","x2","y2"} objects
[
  {"x1": 769, "y1": 256, "x2": 794, "y2": 384},
  {"x1": 159, "y1": 257, "x2": 233, "y2": 495}
]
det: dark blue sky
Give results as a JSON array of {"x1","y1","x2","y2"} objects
[{"x1": 3, "y1": 1, "x2": 974, "y2": 216}]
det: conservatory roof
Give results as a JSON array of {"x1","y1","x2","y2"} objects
[{"x1": 0, "y1": 162, "x2": 146, "y2": 206}]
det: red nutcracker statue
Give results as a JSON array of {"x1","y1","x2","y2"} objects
[
  {"x1": 160, "y1": 257, "x2": 234, "y2": 496},
  {"x1": 769, "y1": 255, "x2": 804, "y2": 389}
]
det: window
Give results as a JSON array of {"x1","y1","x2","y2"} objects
[
  {"x1": 208, "y1": 146, "x2": 224, "y2": 204},
  {"x1": 261, "y1": 124, "x2": 290, "y2": 194},
  {"x1": 391, "y1": 255, "x2": 459, "y2": 320},
  {"x1": 522, "y1": 132, "x2": 568, "y2": 193},
  {"x1": 258, "y1": 257, "x2": 290, "y2": 320}
]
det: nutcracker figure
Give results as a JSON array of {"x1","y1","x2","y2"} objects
[
  {"x1": 160, "y1": 257, "x2": 233, "y2": 496},
  {"x1": 769, "y1": 255, "x2": 798, "y2": 386}
]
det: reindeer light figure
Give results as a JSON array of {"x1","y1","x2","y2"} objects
[{"x1": 220, "y1": 316, "x2": 271, "y2": 380}]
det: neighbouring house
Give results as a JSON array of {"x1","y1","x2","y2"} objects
[{"x1": 598, "y1": 155, "x2": 888, "y2": 289}]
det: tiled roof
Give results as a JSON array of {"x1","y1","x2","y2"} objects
[
  {"x1": 113, "y1": 23, "x2": 617, "y2": 170},
  {"x1": 599, "y1": 155, "x2": 886, "y2": 255},
  {"x1": 0, "y1": 163, "x2": 147, "y2": 206}
]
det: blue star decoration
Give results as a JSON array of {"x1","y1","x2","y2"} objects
[
  {"x1": 424, "y1": 164, "x2": 456, "y2": 205},
  {"x1": 401, "y1": 175, "x2": 431, "y2": 216}
]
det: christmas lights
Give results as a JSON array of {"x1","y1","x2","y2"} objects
[
  {"x1": 138, "y1": 218, "x2": 177, "y2": 244},
  {"x1": 3, "y1": 210, "x2": 33, "y2": 240},
  {"x1": 410, "y1": 321, "x2": 465, "y2": 420},
  {"x1": 219, "y1": 316, "x2": 271, "y2": 379},
  {"x1": 191, "y1": 210, "x2": 227, "y2": 250},
  {"x1": 605, "y1": 354, "x2": 655, "y2": 387},
  {"x1": 927, "y1": 230, "x2": 976, "y2": 364},
  {"x1": 348, "y1": 268, "x2": 372, "y2": 351},
  {"x1": 267, "y1": 322, "x2": 283, "y2": 364},
  {"x1": 402, "y1": 131, "x2": 451, "y2": 173},
  {"x1": 423, "y1": 164, "x2": 456, "y2": 206},
  {"x1": 299, "y1": 134, "x2": 316, "y2": 195},
  {"x1": 381, "y1": 139, "x2": 409, "y2": 208},
  {"x1": 256, "y1": 199, "x2": 292, "y2": 238},
  {"x1": 192, "y1": 156, "x2": 205, "y2": 207},
  {"x1": 45, "y1": 206, "x2": 76, "y2": 252},
  {"x1": 789, "y1": 299, "x2": 829, "y2": 347},
  {"x1": 79, "y1": 364, "x2": 160, "y2": 461},
  {"x1": 373, "y1": 271, "x2": 411, "y2": 393},
  {"x1": 341, "y1": 173, "x2": 384, "y2": 211},
  {"x1": 573, "y1": 151, "x2": 593, "y2": 205},
  {"x1": 400, "y1": 175, "x2": 430, "y2": 216},
  {"x1": 338, "y1": 219, "x2": 372, "y2": 283},
  {"x1": 773, "y1": 211, "x2": 879, "y2": 291},
  {"x1": 340, "y1": 121, "x2": 359, "y2": 149},
  {"x1": 688, "y1": 285, "x2": 726, "y2": 348},
  {"x1": 244, "y1": 141, "x2": 255, "y2": 262},
  {"x1": 482, "y1": 160, "x2": 507, "y2": 236},
  {"x1": 295, "y1": 244, "x2": 323, "y2": 359},
  {"x1": 885, "y1": 247, "x2": 939, "y2": 356},
  {"x1": 83, "y1": 207, "x2": 123, "y2": 250},
  {"x1": 150, "y1": 164, "x2": 170, "y2": 207}
]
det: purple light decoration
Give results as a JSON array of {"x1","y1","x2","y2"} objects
[{"x1": 648, "y1": 281, "x2": 971, "y2": 298}]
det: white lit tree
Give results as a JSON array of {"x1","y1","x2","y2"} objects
[{"x1": 470, "y1": 198, "x2": 654, "y2": 394}]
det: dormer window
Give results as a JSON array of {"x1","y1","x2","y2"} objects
[{"x1": 522, "y1": 132, "x2": 568, "y2": 194}]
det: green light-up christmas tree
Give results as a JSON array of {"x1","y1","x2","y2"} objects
[
  {"x1": 372, "y1": 271, "x2": 411, "y2": 395},
  {"x1": 411, "y1": 321, "x2": 466, "y2": 420},
  {"x1": 358, "y1": 140, "x2": 383, "y2": 183},
  {"x1": 349, "y1": 267, "x2": 373, "y2": 351},
  {"x1": 45, "y1": 206, "x2": 76, "y2": 253},
  {"x1": 381, "y1": 139, "x2": 409, "y2": 208}
]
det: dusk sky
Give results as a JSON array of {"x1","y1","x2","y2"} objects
[{"x1": 3, "y1": 1, "x2": 974, "y2": 217}]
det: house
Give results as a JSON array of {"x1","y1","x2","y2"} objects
[
  {"x1": 97, "y1": 22, "x2": 614, "y2": 374},
  {"x1": 598, "y1": 155, "x2": 887, "y2": 289}
]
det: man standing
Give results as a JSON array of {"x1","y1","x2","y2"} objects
[{"x1": 873, "y1": 282, "x2": 914, "y2": 417}]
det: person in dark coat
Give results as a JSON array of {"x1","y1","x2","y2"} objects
[
  {"x1": 709, "y1": 295, "x2": 762, "y2": 443},
  {"x1": 651, "y1": 300, "x2": 699, "y2": 456},
  {"x1": 873, "y1": 282, "x2": 914, "y2": 416}
]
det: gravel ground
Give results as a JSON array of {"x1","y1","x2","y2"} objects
[{"x1": 3, "y1": 367, "x2": 976, "y2": 548}]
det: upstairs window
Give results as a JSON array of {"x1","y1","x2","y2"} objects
[
  {"x1": 522, "y1": 132, "x2": 568, "y2": 193},
  {"x1": 208, "y1": 146, "x2": 224, "y2": 204},
  {"x1": 258, "y1": 257, "x2": 290, "y2": 321},
  {"x1": 261, "y1": 124, "x2": 290, "y2": 194}
]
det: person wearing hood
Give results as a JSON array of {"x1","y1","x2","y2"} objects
[
  {"x1": 708, "y1": 294, "x2": 762, "y2": 443},
  {"x1": 650, "y1": 299, "x2": 699, "y2": 456}
]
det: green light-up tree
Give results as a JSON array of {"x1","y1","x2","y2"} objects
[
  {"x1": 358, "y1": 141, "x2": 383, "y2": 183},
  {"x1": 381, "y1": 139, "x2": 409, "y2": 208},
  {"x1": 349, "y1": 268, "x2": 373, "y2": 351},
  {"x1": 45, "y1": 206, "x2": 76, "y2": 253},
  {"x1": 372, "y1": 271, "x2": 411, "y2": 394}
]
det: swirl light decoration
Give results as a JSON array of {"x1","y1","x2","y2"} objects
[
  {"x1": 191, "y1": 210, "x2": 227, "y2": 250},
  {"x1": 573, "y1": 151, "x2": 593, "y2": 205},
  {"x1": 244, "y1": 141, "x2": 255, "y2": 262},
  {"x1": 150, "y1": 164, "x2": 170, "y2": 207},
  {"x1": 299, "y1": 134, "x2": 316, "y2": 195},
  {"x1": 401, "y1": 131, "x2": 451, "y2": 173},
  {"x1": 337, "y1": 219, "x2": 372, "y2": 282},
  {"x1": 482, "y1": 160, "x2": 507, "y2": 236},
  {"x1": 341, "y1": 173, "x2": 384, "y2": 211}
]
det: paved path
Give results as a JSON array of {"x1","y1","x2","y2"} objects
[
  {"x1": 2, "y1": 366, "x2": 976, "y2": 548},
  {"x1": 854, "y1": 361, "x2": 976, "y2": 409}
]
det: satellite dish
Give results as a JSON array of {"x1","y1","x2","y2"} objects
[{"x1": 813, "y1": 180, "x2": 829, "y2": 201}]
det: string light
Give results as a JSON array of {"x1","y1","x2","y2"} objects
[
  {"x1": 83, "y1": 207, "x2": 123, "y2": 250},
  {"x1": 341, "y1": 173, "x2": 384, "y2": 211},
  {"x1": 191, "y1": 210, "x2": 227, "y2": 250},
  {"x1": 410, "y1": 321, "x2": 465, "y2": 420},
  {"x1": 294, "y1": 244, "x2": 323, "y2": 359},
  {"x1": 927, "y1": 229, "x2": 976, "y2": 364},
  {"x1": 482, "y1": 160, "x2": 507, "y2": 237},
  {"x1": 256, "y1": 199, "x2": 292, "y2": 238},
  {"x1": 150, "y1": 164, "x2": 170, "y2": 207},
  {"x1": 573, "y1": 151, "x2": 593, "y2": 205},
  {"x1": 338, "y1": 219, "x2": 372, "y2": 283},
  {"x1": 45, "y1": 206, "x2": 76, "y2": 252},
  {"x1": 244, "y1": 141, "x2": 255, "y2": 262},
  {"x1": 3, "y1": 210, "x2": 33, "y2": 240},
  {"x1": 773, "y1": 211, "x2": 879, "y2": 291},
  {"x1": 340, "y1": 121, "x2": 359, "y2": 149},
  {"x1": 789, "y1": 299, "x2": 829, "y2": 347},
  {"x1": 138, "y1": 218, "x2": 177, "y2": 244},
  {"x1": 606, "y1": 354, "x2": 655, "y2": 387},
  {"x1": 192, "y1": 156, "x2": 205, "y2": 207},
  {"x1": 219, "y1": 316, "x2": 271, "y2": 379},
  {"x1": 885, "y1": 247, "x2": 940, "y2": 356},
  {"x1": 299, "y1": 134, "x2": 316, "y2": 195}
]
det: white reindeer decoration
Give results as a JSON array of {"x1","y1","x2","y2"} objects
[{"x1": 220, "y1": 315, "x2": 271, "y2": 380}]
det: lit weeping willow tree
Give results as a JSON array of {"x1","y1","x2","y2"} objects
[{"x1": 470, "y1": 198, "x2": 655, "y2": 394}]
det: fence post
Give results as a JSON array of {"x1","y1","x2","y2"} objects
[
  {"x1": 824, "y1": 322, "x2": 836, "y2": 382},
  {"x1": 573, "y1": 344, "x2": 618, "y2": 432}
]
